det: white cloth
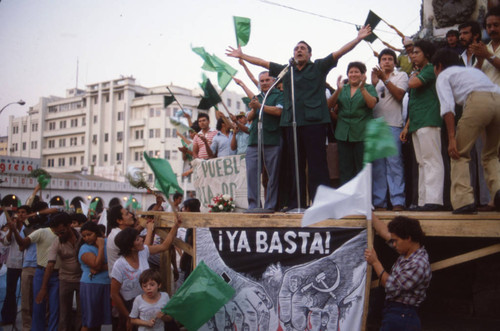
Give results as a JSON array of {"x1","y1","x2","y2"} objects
[
  {"x1": 2, "y1": 226, "x2": 24, "y2": 269},
  {"x1": 106, "y1": 227, "x2": 121, "y2": 273},
  {"x1": 436, "y1": 66, "x2": 500, "y2": 116},
  {"x1": 373, "y1": 70, "x2": 408, "y2": 127},
  {"x1": 480, "y1": 42, "x2": 500, "y2": 85},
  {"x1": 460, "y1": 50, "x2": 477, "y2": 68},
  {"x1": 110, "y1": 245, "x2": 150, "y2": 301},
  {"x1": 129, "y1": 292, "x2": 170, "y2": 331}
]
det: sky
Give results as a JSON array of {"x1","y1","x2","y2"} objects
[{"x1": 0, "y1": 0, "x2": 422, "y2": 136}]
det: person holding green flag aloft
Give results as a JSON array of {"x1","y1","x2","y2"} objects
[{"x1": 226, "y1": 25, "x2": 372, "y2": 210}]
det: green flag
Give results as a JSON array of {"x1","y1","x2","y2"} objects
[
  {"x1": 37, "y1": 174, "x2": 50, "y2": 189},
  {"x1": 143, "y1": 152, "x2": 183, "y2": 196},
  {"x1": 356, "y1": 24, "x2": 378, "y2": 43},
  {"x1": 233, "y1": 16, "x2": 251, "y2": 47},
  {"x1": 242, "y1": 97, "x2": 251, "y2": 108},
  {"x1": 211, "y1": 54, "x2": 237, "y2": 91},
  {"x1": 164, "y1": 95, "x2": 175, "y2": 108},
  {"x1": 161, "y1": 261, "x2": 235, "y2": 331},
  {"x1": 89, "y1": 199, "x2": 99, "y2": 211},
  {"x1": 65, "y1": 199, "x2": 70, "y2": 211},
  {"x1": 192, "y1": 46, "x2": 218, "y2": 72},
  {"x1": 198, "y1": 79, "x2": 222, "y2": 110},
  {"x1": 362, "y1": 10, "x2": 381, "y2": 43},
  {"x1": 363, "y1": 117, "x2": 397, "y2": 164}
]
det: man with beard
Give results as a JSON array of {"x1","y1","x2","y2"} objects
[
  {"x1": 458, "y1": 21, "x2": 482, "y2": 67},
  {"x1": 474, "y1": 6, "x2": 500, "y2": 85}
]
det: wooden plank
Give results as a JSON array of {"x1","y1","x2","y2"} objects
[
  {"x1": 155, "y1": 229, "x2": 193, "y2": 257},
  {"x1": 138, "y1": 211, "x2": 500, "y2": 238},
  {"x1": 371, "y1": 244, "x2": 500, "y2": 288}
]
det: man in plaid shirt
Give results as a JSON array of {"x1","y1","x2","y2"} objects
[{"x1": 365, "y1": 214, "x2": 431, "y2": 330}]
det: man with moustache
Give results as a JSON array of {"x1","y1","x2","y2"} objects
[
  {"x1": 458, "y1": 21, "x2": 482, "y2": 67},
  {"x1": 473, "y1": 6, "x2": 500, "y2": 85},
  {"x1": 226, "y1": 25, "x2": 372, "y2": 209}
]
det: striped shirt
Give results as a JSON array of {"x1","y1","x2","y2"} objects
[
  {"x1": 192, "y1": 129, "x2": 217, "y2": 159},
  {"x1": 385, "y1": 246, "x2": 431, "y2": 307}
]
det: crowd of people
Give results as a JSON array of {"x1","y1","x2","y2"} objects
[
  {"x1": 0, "y1": 184, "x2": 197, "y2": 330},
  {"x1": 176, "y1": 7, "x2": 500, "y2": 215}
]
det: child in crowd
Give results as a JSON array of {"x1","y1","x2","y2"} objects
[{"x1": 130, "y1": 269, "x2": 172, "y2": 330}]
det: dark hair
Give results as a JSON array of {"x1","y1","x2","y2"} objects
[
  {"x1": 414, "y1": 40, "x2": 436, "y2": 62},
  {"x1": 485, "y1": 6, "x2": 500, "y2": 27},
  {"x1": 388, "y1": 216, "x2": 425, "y2": 245},
  {"x1": 139, "y1": 269, "x2": 162, "y2": 286},
  {"x1": 114, "y1": 227, "x2": 140, "y2": 256},
  {"x1": 378, "y1": 48, "x2": 398, "y2": 65},
  {"x1": 183, "y1": 198, "x2": 201, "y2": 212},
  {"x1": 107, "y1": 205, "x2": 123, "y2": 233},
  {"x1": 48, "y1": 212, "x2": 72, "y2": 228},
  {"x1": 80, "y1": 221, "x2": 103, "y2": 237},
  {"x1": 431, "y1": 49, "x2": 462, "y2": 71},
  {"x1": 1, "y1": 194, "x2": 19, "y2": 207},
  {"x1": 346, "y1": 61, "x2": 367, "y2": 74},
  {"x1": 458, "y1": 21, "x2": 482, "y2": 41},
  {"x1": 108, "y1": 198, "x2": 122, "y2": 208},
  {"x1": 297, "y1": 40, "x2": 312, "y2": 53},
  {"x1": 446, "y1": 29, "x2": 459, "y2": 38},
  {"x1": 197, "y1": 112, "x2": 209, "y2": 121},
  {"x1": 18, "y1": 205, "x2": 31, "y2": 214},
  {"x1": 216, "y1": 117, "x2": 224, "y2": 131},
  {"x1": 190, "y1": 122, "x2": 200, "y2": 133},
  {"x1": 70, "y1": 213, "x2": 87, "y2": 225},
  {"x1": 173, "y1": 192, "x2": 183, "y2": 201}
]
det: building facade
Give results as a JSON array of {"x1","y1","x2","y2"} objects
[{"x1": 7, "y1": 77, "x2": 245, "y2": 196}]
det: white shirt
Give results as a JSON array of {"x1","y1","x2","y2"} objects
[
  {"x1": 436, "y1": 66, "x2": 500, "y2": 117},
  {"x1": 111, "y1": 245, "x2": 150, "y2": 301},
  {"x1": 2, "y1": 226, "x2": 24, "y2": 269},
  {"x1": 373, "y1": 70, "x2": 409, "y2": 127},
  {"x1": 106, "y1": 227, "x2": 122, "y2": 273},
  {"x1": 130, "y1": 292, "x2": 170, "y2": 331}
]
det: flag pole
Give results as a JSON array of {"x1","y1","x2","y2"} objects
[
  {"x1": 362, "y1": 163, "x2": 373, "y2": 331},
  {"x1": 166, "y1": 87, "x2": 188, "y2": 116}
]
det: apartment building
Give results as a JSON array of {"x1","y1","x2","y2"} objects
[{"x1": 7, "y1": 76, "x2": 246, "y2": 193}]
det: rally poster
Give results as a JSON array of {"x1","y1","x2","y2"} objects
[{"x1": 195, "y1": 227, "x2": 368, "y2": 331}]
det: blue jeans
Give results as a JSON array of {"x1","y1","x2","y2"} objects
[
  {"x1": 380, "y1": 301, "x2": 421, "y2": 331},
  {"x1": 372, "y1": 126, "x2": 406, "y2": 208},
  {"x1": 1, "y1": 267, "x2": 22, "y2": 324},
  {"x1": 32, "y1": 267, "x2": 59, "y2": 331}
]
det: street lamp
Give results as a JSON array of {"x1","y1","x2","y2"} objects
[{"x1": 0, "y1": 99, "x2": 26, "y2": 116}]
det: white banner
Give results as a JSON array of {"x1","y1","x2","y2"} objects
[{"x1": 192, "y1": 155, "x2": 253, "y2": 212}]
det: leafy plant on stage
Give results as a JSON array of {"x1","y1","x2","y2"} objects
[
  {"x1": 28, "y1": 168, "x2": 51, "y2": 189},
  {"x1": 208, "y1": 194, "x2": 235, "y2": 212}
]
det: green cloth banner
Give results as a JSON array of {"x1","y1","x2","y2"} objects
[
  {"x1": 363, "y1": 117, "x2": 397, "y2": 164},
  {"x1": 143, "y1": 152, "x2": 183, "y2": 196},
  {"x1": 161, "y1": 261, "x2": 235, "y2": 331},
  {"x1": 233, "y1": 16, "x2": 251, "y2": 47}
]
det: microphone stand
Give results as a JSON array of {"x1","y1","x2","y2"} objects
[
  {"x1": 245, "y1": 60, "x2": 292, "y2": 214},
  {"x1": 286, "y1": 58, "x2": 305, "y2": 214}
]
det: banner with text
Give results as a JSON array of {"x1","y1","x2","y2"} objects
[
  {"x1": 196, "y1": 227, "x2": 367, "y2": 331},
  {"x1": 193, "y1": 155, "x2": 261, "y2": 211}
]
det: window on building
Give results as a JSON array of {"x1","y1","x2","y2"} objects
[
  {"x1": 93, "y1": 97, "x2": 98, "y2": 104},
  {"x1": 49, "y1": 122, "x2": 56, "y2": 130},
  {"x1": 82, "y1": 117, "x2": 86, "y2": 126},
  {"x1": 92, "y1": 134, "x2": 97, "y2": 144},
  {"x1": 165, "y1": 128, "x2": 171, "y2": 138},
  {"x1": 105, "y1": 94, "x2": 110, "y2": 103},
  {"x1": 81, "y1": 156, "x2": 84, "y2": 165},
  {"x1": 58, "y1": 158, "x2": 65, "y2": 167},
  {"x1": 148, "y1": 150, "x2": 153, "y2": 157},
  {"x1": 149, "y1": 129, "x2": 154, "y2": 138},
  {"x1": 134, "y1": 151, "x2": 143, "y2": 161},
  {"x1": 171, "y1": 150, "x2": 178, "y2": 160},
  {"x1": 104, "y1": 133, "x2": 109, "y2": 142},
  {"x1": 104, "y1": 154, "x2": 108, "y2": 162},
  {"x1": 155, "y1": 129, "x2": 160, "y2": 138},
  {"x1": 12, "y1": 143, "x2": 18, "y2": 151},
  {"x1": 236, "y1": 101, "x2": 241, "y2": 110},
  {"x1": 227, "y1": 98, "x2": 232, "y2": 107},
  {"x1": 117, "y1": 112, "x2": 124, "y2": 121},
  {"x1": 149, "y1": 108, "x2": 155, "y2": 117},
  {"x1": 59, "y1": 138, "x2": 66, "y2": 147},
  {"x1": 12, "y1": 126, "x2": 18, "y2": 134},
  {"x1": 172, "y1": 128, "x2": 177, "y2": 137},
  {"x1": 117, "y1": 92, "x2": 123, "y2": 100},
  {"x1": 81, "y1": 136, "x2": 85, "y2": 144},
  {"x1": 92, "y1": 154, "x2": 96, "y2": 163},
  {"x1": 31, "y1": 141, "x2": 38, "y2": 149},
  {"x1": 31, "y1": 123, "x2": 38, "y2": 132},
  {"x1": 22, "y1": 142, "x2": 26, "y2": 150},
  {"x1": 135, "y1": 130, "x2": 143, "y2": 140},
  {"x1": 117, "y1": 131, "x2": 123, "y2": 141},
  {"x1": 70, "y1": 137, "x2": 77, "y2": 146},
  {"x1": 116, "y1": 153, "x2": 123, "y2": 161},
  {"x1": 156, "y1": 109, "x2": 161, "y2": 117},
  {"x1": 70, "y1": 119, "x2": 78, "y2": 127},
  {"x1": 60, "y1": 121, "x2": 66, "y2": 129},
  {"x1": 93, "y1": 115, "x2": 98, "y2": 123},
  {"x1": 23, "y1": 125, "x2": 27, "y2": 133},
  {"x1": 164, "y1": 150, "x2": 171, "y2": 159},
  {"x1": 69, "y1": 157, "x2": 77, "y2": 166},
  {"x1": 47, "y1": 159, "x2": 54, "y2": 167},
  {"x1": 48, "y1": 140, "x2": 55, "y2": 148}
]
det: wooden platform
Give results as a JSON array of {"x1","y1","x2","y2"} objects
[{"x1": 141, "y1": 210, "x2": 500, "y2": 238}]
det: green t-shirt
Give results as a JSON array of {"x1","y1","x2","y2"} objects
[
  {"x1": 334, "y1": 84, "x2": 378, "y2": 142},
  {"x1": 248, "y1": 89, "x2": 284, "y2": 146},
  {"x1": 408, "y1": 63, "x2": 442, "y2": 133},
  {"x1": 269, "y1": 54, "x2": 338, "y2": 127}
]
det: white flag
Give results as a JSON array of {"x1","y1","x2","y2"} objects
[
  {"x1": 98, "y1": 208, "x2": 108, "y2": 233},
  {"x1": 302, "y1": 163, "x2": 372, "y2": 227},
  {"x1": 80, "y1": 202, "x2": 89, "y2": 218}
]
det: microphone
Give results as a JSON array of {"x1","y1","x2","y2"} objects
[
  {"x1": 276, "y1": 60, "x2": 293, "y2": 82},
  {"x1": 289, "y1": 57, "x2": 296, "y2": 66}
]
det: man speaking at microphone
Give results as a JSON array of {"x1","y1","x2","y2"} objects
[{"x1": 226, "y1": 25, "x2": 372, "y2": 209}]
